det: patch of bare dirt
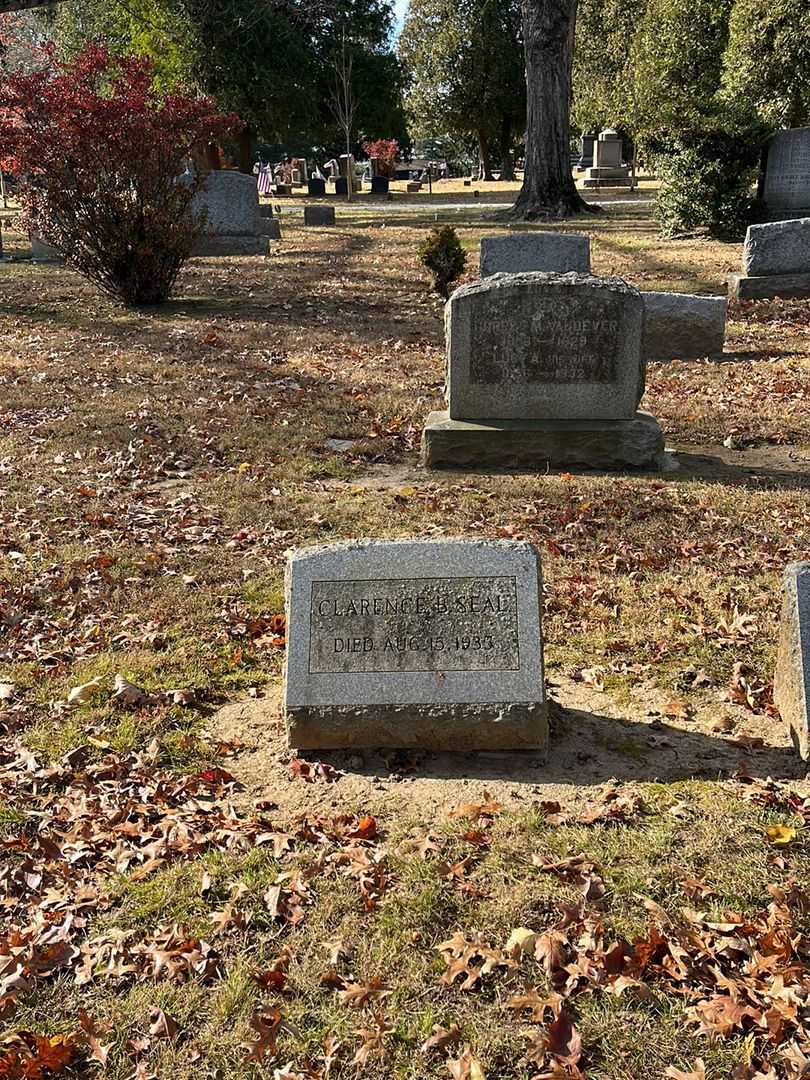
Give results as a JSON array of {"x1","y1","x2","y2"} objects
[{"x1": 209, "y1": 676, "x2": 808, "y2": 820}]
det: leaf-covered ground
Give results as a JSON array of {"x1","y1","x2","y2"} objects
[{"x1": 1, "y1": 207, "x2": 810, "y2": 1079}]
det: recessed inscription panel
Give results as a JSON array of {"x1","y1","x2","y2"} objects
[
  {"x1": 308, "y1": 575, "x2": 519, "y2": 675},
  {"x1": 469, "y1": 293, "x2": 620, "y2": 386},
  {"x1": 763, "y1": 130, "x2": 810, "y2": 210}
]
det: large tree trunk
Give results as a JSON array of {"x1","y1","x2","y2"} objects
[
  {"x1": 511, "y1": 0, "x2": 589, "y2": 218},
  {"x1": 499, "y1": 116, "x2": 516, "y2": 181},
  {"x1": 478, "y1": 132, "x2": 494, "y2": 181}
]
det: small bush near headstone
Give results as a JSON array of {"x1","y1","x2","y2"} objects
[
  {"x1": 651, "y1": 119, "x2": 768, "y2": 240},
  {"x1": 0, "y1": 44, "x2": 240, "y2": 306},
  {"x1": 417, "y1": 225, "x2": 467, "y2": 298}
]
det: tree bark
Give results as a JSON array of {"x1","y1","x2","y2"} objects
[
  {"x1": 238, "y1": 126, "x2": 255, "y2": 174},
  {"x1": 511, "y1": 0, "x2": 590, "y2": 218},
  {"x1": 478, "y1": 132, "x2": 494, "y2": 181},
  {"x1": 499, "y1": 116, "x2": 516, "y2": 181}
]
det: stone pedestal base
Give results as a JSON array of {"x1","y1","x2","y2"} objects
[
  {"x1": 287, "y1": 701, "x2": 549, "y2": 752},
  {"x1": 192, "y1": 235, "x2": 269, "y2": 256},
  {"x1": 728, "y1": 271, "x2": 810, "y2": 301},
  {"x1": 422, "y1": 410, "x2": 665, "y2": 471},
  {"x1": 583, "y1": 166, "x2": 632, "y2": 187}
]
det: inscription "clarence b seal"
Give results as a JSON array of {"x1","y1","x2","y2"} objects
[{"x1": 308, "y1": 575, "x2": 520, "y2": 675}]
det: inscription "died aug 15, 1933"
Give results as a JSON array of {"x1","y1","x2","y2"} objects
[{"x1": 308, "y1": 575, "x2": 520, "y2": 675}]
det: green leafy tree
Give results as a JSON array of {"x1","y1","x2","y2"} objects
[
  {"x1": 632, "y1": 0, "x2": 768, "y2": 237},
  {"x1": 399, "y1": 0, "x2": 524, "y2": 180},
  {"x1": 51, "y1": 0, "x2": 408, "y2": 168},
  {"x1": 721, "y1": 0, "x2": 810, "y2": 128},
  {"x1": 572, "y1": 0, "x2": 646, "y2": 137}
]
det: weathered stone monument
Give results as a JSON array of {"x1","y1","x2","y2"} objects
[
  {"x1": 758, "y1": 128, "x2": 810, "y2": 222},
  {"x1": 583, "y1": 129, "x2": 631, "y2": 188},
  {"x1": 480, "y1": 233, "x2": 591, "y2": 277},
  {"x1": 728, "y1": 217, "x2": 810, "y2": 301},
  {"x1": 304, "y1": 205, "x2": 336, "y2": 226},
  {"x1": 642, "y1": 292, "x2": 726, "y2": 361},
  {"x1": 191, "y1": 171, "x2": 268, "y2": 256},
  {"x1": 774, "y1": 562, "x2": 810, "y2": 760},
  {"x1": 577, "y1": 133, "x2": 596, "y2": 172},
  {"x1": 283, "y1": 538, "x2": 547, "y2": 751},
  {"x1": 422, "y1": 272, "x2": 665, "y2": 470}
]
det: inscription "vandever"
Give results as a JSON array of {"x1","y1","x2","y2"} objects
[{"x1": 308, "y1": 575, "x2": 520, "y2": 675}]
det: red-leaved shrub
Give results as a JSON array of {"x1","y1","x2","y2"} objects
[
  {"x1": 361, "y1": 138, "x2": 399, "y2": 178},
  {"x1": 0, "y1": 44, "x2": 241, "y2": 305}
]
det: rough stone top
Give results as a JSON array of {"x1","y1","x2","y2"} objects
[
  {"x1": 450, "y1": 270, "x2": 641, "y2": 304},
  {"x1": 743, "y1": 217, "x2": 810, "y2": 276},
  {"x1": 287, "y1": 536, "x2": 540, "y2": 572},
  {"x1": 479, "y1": 233, "x2": 591, "y2": 277}
]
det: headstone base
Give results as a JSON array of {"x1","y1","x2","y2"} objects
[
  {"x1": 192, "y1": 235, "x2": 269, "y2": 256},
  {"x1": 422, "y1": 410, "x2": 665, "y2": 471},
  {"x1": 583, "y1": 167, "x2": 632, "y2": 188},
  {"x1": 728, "y1": 271, "x2": 810, "y2": 301},
  {"x1": 287, "y1": 701, "x2": 548, "y2": 752}
]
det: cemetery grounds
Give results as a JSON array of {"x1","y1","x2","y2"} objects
[{"x1": 1, "y1": 196, "x2": 810, "y2": 1079}]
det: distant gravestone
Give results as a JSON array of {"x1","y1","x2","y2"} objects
[
  {"x1": 191, "y1": 171, "x2": 268, "y2": 256},
  {"x1": 422, "y1": 271, "x2": 664, "y2": 470},
  {"x1": 308, "y1": 177, "x2": 327, "y2": 197},
  {"x1": 261, "y1": 218, "x2": 282, "y2": 239},
  {"x1": 642, "y1": 291, "x2": 726, "y2": 361},
  {"x1": 283, "y1": 538, "x2": 548, "y2": 751},
  {"x1": 583, "y1": 129, "x2": 631, "y2": 188},
  {"x1": 480, "y1": 233, "x2": 590, "y2": 277},
  {"x1": 729, "y1": 218, "x2": 810, "y2": 301},
  {"x1": 759, "y1": 128, "x2": 810, "y2": 221},
  {"x1": 30, "y1": 235, "x2": 63, "y2": 263},
  {"x1": 371, "y1": 176, "x2": 390, "y2": 194},
  {"x1": 577, "y1": 133, "x2": 596, "y2": 171},
  {"x1": 304, "y1": 205, "x2": 336, "y2": 226},
  {"x1": 774, "y1": 562, "x2": 810, "y2": 760}
]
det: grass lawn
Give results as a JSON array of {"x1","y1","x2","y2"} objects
[{"x1": 1, "y1": 204, "x2": 809, "y2": 1079}]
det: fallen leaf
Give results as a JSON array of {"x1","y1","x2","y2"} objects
[
  {"x1": 765, "y1": 825, "x2": 796, "y2": 847},
  {"x1": 665, "y1": 1061, "x2": 706, "y2": 1080},
  {"x1": 67, "y1": 676, "x2": 104, "y2": 706}
]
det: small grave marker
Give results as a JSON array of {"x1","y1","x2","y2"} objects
[{"x1": 284, "y1": 539, "x2": 547, "y2": 751}]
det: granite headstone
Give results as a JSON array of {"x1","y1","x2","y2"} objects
[
  {"x1": 729, "y1": 217, "x2": 810, "y2": 301},
  {"x1": 304, "y1": 205, "x2": 336, "y2": 226},
  {"x1": 480, "y1": 233, "x2": 591, "y2": 277},
  {"x1": 760, "y1": 128, "x2": 810, "y2": 222},
  {"x1": 642, "y1": 291, "x2": 726, "y2": 361},
  {"x1": 422, "y1": 271, "x2": 664, "y2": 469},
  {"x1": 284, "y1": 538, "x2": 547, "y2": 751},
  {"x1": 774, "y1": 562, "x2": 810, "y2": 760},
  {"x1": 191, "y1": 171, "x2": 268, "y2": 256}
]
